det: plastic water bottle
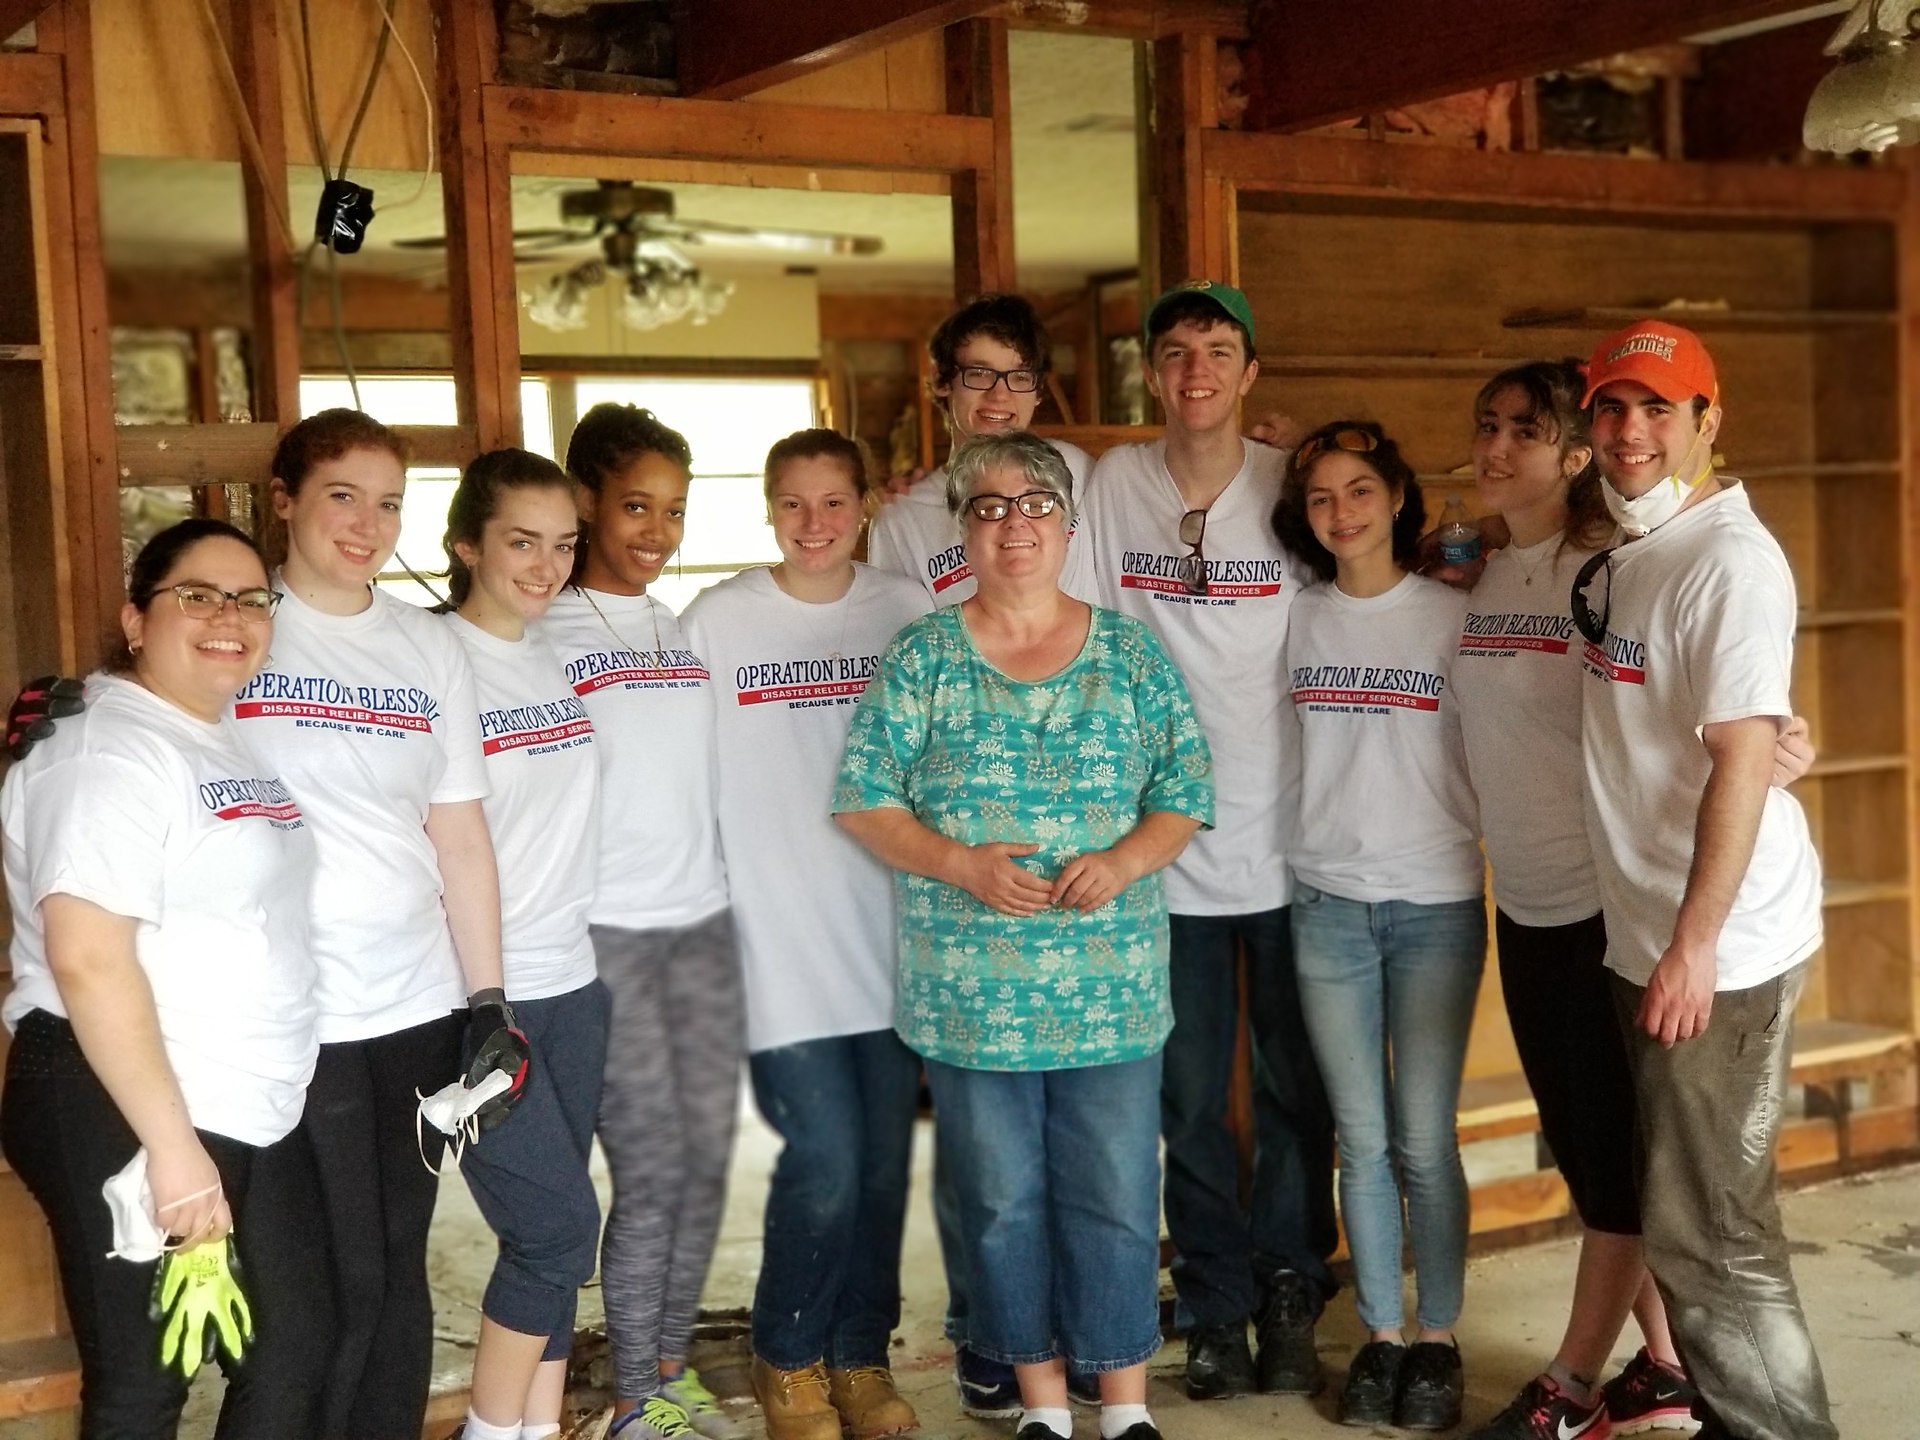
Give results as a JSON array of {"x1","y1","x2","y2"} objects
[{"x1": 1437, "y1": 495, "x2": 1481, "y2": 567}]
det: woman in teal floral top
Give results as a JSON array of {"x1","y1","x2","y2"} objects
[{"x1": 835, "y1": 431, "x2": 1211, "y2": 1440}]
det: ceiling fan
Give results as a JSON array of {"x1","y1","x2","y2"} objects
[{"x1": 397, "y1": 180, "x2": 884, "y2": 332}]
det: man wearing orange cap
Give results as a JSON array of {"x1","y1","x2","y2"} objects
[{"x1": 1576, "y1": 321, "x2": 1834, "y2": 1440}]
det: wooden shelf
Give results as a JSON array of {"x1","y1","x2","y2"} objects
[
  {"x1": 1824, "y1": 879, "x2": 1910, "y2": 909},
  {"x1": 1504, "y1": 306, "x2": 1896, "y2": 331},
  {"x1": 1798, "y1": 607, "x2": 1902, "y2": 631},
  {"x1": 1804, "y1": 754, "x2": 1908, "y2": 779},
  {"x1": 0, "y1": 1335, "x2": 78, "y2": 1421},
  {"x1": 1739, "y1": 461, "x2": 1900, "y2": 480},
  {"x1": 1261, "y1": 354, "x2": 1532, "y2": 378},
  {"x1": 0, "y1": 343, "x2": 42, "y2": 364}
]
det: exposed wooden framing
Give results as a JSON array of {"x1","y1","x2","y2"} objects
[
  {"x1": 435, "y1": 0, "x2": 519, "y2": 450},
  {"x1": 990, "y1": 0, "x2": 1247, "y2": 40},
  {"x1": 1205, "y1": 130, "x2": 1907, "y2": 220},
  {"x1": 0, "y1": 52, "x2": 60, "y2": 116},
  {"x1": 32, "y1": 0, "x2": 116, "y2": 668},
  {"x1": 1245, "y1": 0, "x2": 1823, "y2": 132},
  {"x1": 1903, "y1": 155, "x2": 1920, "y2": 1047},
  {"x1": 946, "y1": 18, "x2": 1015, "y2": 299},
  {"x1": 484, "y1": 85, "x2": 994, "y2": 174},
  {"x1": 117, "y1": 423, "x2": 479, "y2": 483},
  {"x1": 1152, "y1": 31, "x2": 1230, "y2": 291},
  {"x1": 682, "y1": 0, "x2": 993, "y2": 100},
  {"x1": 227, "y1": 0, "x2": 297, "y2": 427}
]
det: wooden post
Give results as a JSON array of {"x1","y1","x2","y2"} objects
[
  {"x1": 228, "y1": 0, "x2": 299, "y2": 429},
  {"x1": 1152, "y1": 31, "x2": 1230, "y2": 289},
  {"x1": 946, "y1": 18, "x2": 1014, "y2": 301},
  {"x1": 33, "y1": 0, "x2": 117, "y2": 667},
  {"x1": 437, "y1": 0, "x2": 521, "y2": 450},
  {"x1": 1901, "y1": 158, "x2": 1920, "y2": 1052}
]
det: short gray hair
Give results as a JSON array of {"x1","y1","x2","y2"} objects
[{"x1": 943, "y1": 431, "x2": 1076, "y2": 531}]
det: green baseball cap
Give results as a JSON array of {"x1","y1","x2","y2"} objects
[{"x1": 1144, "y1": 279, "x2": 1257, "y2": 348}]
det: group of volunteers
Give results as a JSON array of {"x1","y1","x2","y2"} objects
[{"x1": 0, "y1": 277, "x2": 1828, "y2": 1440}]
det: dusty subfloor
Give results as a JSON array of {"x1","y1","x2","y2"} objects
[{"x1": 11, "y1": 1115, "x2": 1917, "y2": 1439}]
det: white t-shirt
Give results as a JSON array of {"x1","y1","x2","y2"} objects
[
  {"x1": 1454, "y1": 537, "x2": 1603, "y2": 927},
  {"x1": 232, "y1": 584, "x2": 488, "y2": 1044},
  {"x1": 442, "y1": 615, "x2": 599, "y2": 1002},
  {"x1": 682, "y1": 564, "x2": 930, "y2": 1052},
  {"x1": 1083, "y1": 437, "x2": 1310, "y2": 914},
  {"x1": 1580, "y1": 483, "x2": 1822, "y2": 989},
  {"x1": 867, "y1": 440, "x2": 1096, "y2": 605},
  {"x1": 2, "y1": 676, "x2": 319, "y2": 1146},
  {"x1": 537, "y1": 588, "x2": 729, "y2": 931},
  {"x1": 1287, "y1": 573, "x2": 1484, "y2": 905}
]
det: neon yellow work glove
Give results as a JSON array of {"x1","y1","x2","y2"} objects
[{"x1": 153, "y1": 1236, "x2": 253, "y2": 1380}]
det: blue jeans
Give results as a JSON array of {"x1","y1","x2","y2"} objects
[
  {"x1": 748, "y1": 1029, "x2": 922, "y2": 1369},
  {"x1": 925, "y1": 1055, "x2": 1163, "y2": 1371},
  {"x1": 1162, "y1": 907, "x2": 1339, "y2": 1327},
  {"x1": 459, "y1": 980, "x2": 611, "y2": 1359},
  {"x1": 1290, "y1": 885, "x2": 1485, "y2": 1333}
]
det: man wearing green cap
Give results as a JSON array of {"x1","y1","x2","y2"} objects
[{"x1": 1080, "y1": 280, "x2": 1337, "y2": 1401}]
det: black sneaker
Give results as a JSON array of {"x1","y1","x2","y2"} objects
[
  {"x1": 1067, "y1": 1369, "x2": 1101, "y2": 1407},
  {"x1": 1602, "y1": 1348, "x2": 1697, "y2": 1435},
  {"x1": 1183, "y1": 1321, "x2": 1256, "y2": 1400},
  {"x1": 1254, "y1": 1269, "x2": 1325, "y2": 1395},
  {"x1": 953, "y1": 1345, "x2": 1022, "y2": 1419},
  {"x1": 1015, "y1": 1424, "x2": 1068, "y2": 1440},
  {"x1": 1107, "y1": 1425, "x2": 1163, "y2": 1440},
  {"x1": 1338, "y1": 1340, "x2": 1405, "y2": 1427},
  {"x1": 1466, "y1": 1375, "x2": 1609, "y2": 1440},
  {"x1": 1394, "y1": 1340, "x2": 1464, "y2": 1431}
]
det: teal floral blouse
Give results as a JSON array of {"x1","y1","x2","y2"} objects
[{"x1": 834, "y1": 605, "x2": 1213, "y2": 1072}]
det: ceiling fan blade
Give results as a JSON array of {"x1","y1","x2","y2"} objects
[
  {"x1": 652, "y1": 216, "x2": 884, "y2": 258},
  {"x1": 391, "y1": 227, "x2": 590, "y2": 252}
]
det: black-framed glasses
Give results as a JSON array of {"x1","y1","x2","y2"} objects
[
  {"x1": 1175, "y1": 507, "x2": 1209, "y2": 595},
  {"x1": 966, "y1": 490, "x2": 1060, "y2": 523},
  {"x1": 955, "y1": 364, "x2": 1041, "y2": 394},
  {"x1": 1571, "y1": 548, "x2": 1615, "y2": 646},
  {"x1": 153, "y1": 584, "x2": 281, "y2": 623},
  {"x1": 1294, "y1": 426, "x2": 1379, "y2": 468}
]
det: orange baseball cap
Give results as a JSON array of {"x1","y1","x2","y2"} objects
[{"x1": 1580, "y1": 320, "x2": 1717, "y2": 407}]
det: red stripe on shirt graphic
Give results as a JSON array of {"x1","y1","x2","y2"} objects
[
  {"x1": 1121, "y1": 573, "x2": 1281, "y2": 598},
  {"x1": 482, "y1": 718, "x2": 595, "y2": 754},
  {"x1": 1292, "y1": 688, "x2": 1440, "y2": 711},
  {"x1": 931, "y1": 563, "x2": 972, "y2": 594},
  {"x1": 1458, "y1": 632, "x2": 1570, "y2": 655},
  {"x1": 572, "y1": 665, "x2": 711, "y2": 694},
  {"x1": 214, "y1": 801, "x2": 304, "y2": 822},
  {"x1": 1582, "y1": 642, "x2": 1647, "y2": 684},
  {"x1": 232, "y1": 700, "x2": 432, "y2": 730},
  {"x1": 737, "y1": 679, "x2": 871, "y2": 706}
]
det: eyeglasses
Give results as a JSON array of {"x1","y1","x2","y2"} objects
[
  {"x1": 153, "y1": 584, "x2": 281, "y2": 623},
  {"x1": 1293, "y1": 427, "x2": 1379, "y2": 468},
  {"x1": 1571, "y1": 548, "x2": 1615, "y2": 646},
  {"x1": 966, "y1": 490, "x2": 1060, "y2": 523},
  {"x1": 1175, "y1": 508, "x2": 1209, "y2": 596},
  {"x1": 955, "y1": 364, "x2": 1041, "y2": 394}
]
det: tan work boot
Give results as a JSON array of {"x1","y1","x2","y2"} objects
[
  {"x1": 752, "y1": 1357, "x2": 841, "y2": 1440},
  {"x1": 827, "y1": 1366, "x2": 918, "y2": 1439}
]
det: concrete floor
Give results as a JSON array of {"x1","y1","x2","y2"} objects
[{"x1": 10, "y1": 1114, "x2": 1918, "y2": 1438}]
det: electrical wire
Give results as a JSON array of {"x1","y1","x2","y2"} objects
[
  {"x1": 363, "y1": 0, "x2": 437, "y2": 210},
  {"x1": 294, "y1": 0, "x2": 332, "y2": 182},
  {"x1": 192, "y1": 0, "x2": 298, "y2": 253},
  {"x1": 337, "y1": 0, "x2": 394, "y2": 178}
]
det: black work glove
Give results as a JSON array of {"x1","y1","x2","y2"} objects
[
  {"x1": 7, "y1": 676, "x2": 86, "y2": 761},
  {"x1": 462, "y1": 987, "x2": 531, "y2": 1131}
]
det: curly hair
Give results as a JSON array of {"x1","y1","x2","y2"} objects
[
  {"x1": 1273, "y1": 420, "x2": 1426, "y2": 583},
  {"x1": 928, "y1": 294, "x2": 1051, "y2": 391},
  {"x1": 565, "y1": 402, "x2": 693, "y2": 492}
]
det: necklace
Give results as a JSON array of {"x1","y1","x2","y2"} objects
[
  {"x1": 582, "y1": 588, "x2": 665, "y2": 657},
  {"x1": 1508, "y1": 541, "x2": 1552, "y2": 588}
]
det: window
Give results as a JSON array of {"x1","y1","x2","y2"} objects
[
  {"x1": 571, "y1": 377, "x2": 818, "y2": 611},
  {"x1": 297, "y1": 376, "x2": 552, "y2": 608},
  {"x1": 296, "y1": 372, "x2": 814, "y2": 611}
]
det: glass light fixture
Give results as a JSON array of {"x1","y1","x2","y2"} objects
[
  {"x1": 1805, "y1": 0, "x2": 1920, "y2": 153},
  {"x1": 523, "y1": 261, "x2": 602, "y2": 333}
]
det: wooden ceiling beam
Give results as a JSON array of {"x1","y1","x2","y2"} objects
[
  {"x1": 679, "y1": 0, "x2": 994, "y2": 100},
  {"x1": 1245, "y1": 0, "x2": 1829, "y2": 133},
  {"x1": 990, "y1": 0, "x2": 1248, "y2": 40},
  {"x1": 1205, "y1": 128, "x2": 1906, "y2": 219},
  {"x1": 485, "y1": 84, "x2": 994, "y2": 173}
]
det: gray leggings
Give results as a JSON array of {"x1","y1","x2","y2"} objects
[{"x1": 592, "y1": 910, "x2": 744, "y2": 1401}]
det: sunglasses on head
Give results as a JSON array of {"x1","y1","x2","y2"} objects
[{"x1": 1293, "y1": 427, "x2": 1379, "y2": 469}]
